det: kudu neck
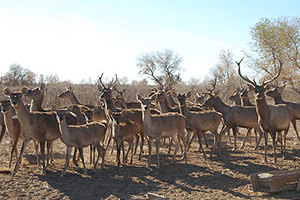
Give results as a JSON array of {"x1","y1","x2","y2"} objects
[
  {"x1": 255, "y1": 96, "x2": 271, "y2": 120},
  {"x1": 212, "y1": 97, "x2": 230, "y2": 114}
]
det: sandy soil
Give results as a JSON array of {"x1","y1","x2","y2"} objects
[{"x1": 0, "y1": 128, "x2": 300, "y2": 200}]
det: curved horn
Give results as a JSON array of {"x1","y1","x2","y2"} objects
[
  {"x1": 206, "y1": 77, "x2": 217, "y2": 95},
  {"x1": 98, "y1": 73, "x2": 108, "y2": 91},
  {"x1": 236, "y1": 57, "x2": 256, "y2": 87},
  {"x1": 262, "y1": 58, "x2": 283, "y2": 86}
]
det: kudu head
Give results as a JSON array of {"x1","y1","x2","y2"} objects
[
  {"x1": 236, "y1": 57, "x2": 282, "y2": 101},
  {"x1": 25, "y1": 83, "x2": 45, "y2": 101},
  {"x1": 57, "y1": 85, "x2": 73, "y2": 99},
  {"x1": 202, "y1": 77, "x2": 218, "y2": 109},
  {"x1": 97, "y1": 73, "x2": 118, "y2": 101},
  {"x1": 0, "y1": 99, "x2": 12, "y2": 113},
  {"x1": 4, "y1": 87, "x2": 29, "y2": 108},
  {"x1": 137, "y1": 93, "x2": 156, "y2": 111},
  {"x1": 228, "y1": 87, "x2": 241, "y2": 105},
  {"x1": 177, "y1": 91, "x2": 191, "y2": 106}
]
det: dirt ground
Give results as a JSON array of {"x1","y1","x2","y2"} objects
[{"x1": 1, "y1": 127, "x2": 300, "y2": 200}]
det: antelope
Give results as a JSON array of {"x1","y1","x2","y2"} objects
[
  {"x1": 57, "y1": 85, "x2": 94, "y2": 109},
  {"x1": 56, "y1": 109, "x2": 107, "y2": 176},
  {"x1": 114, "y1": 118, "x2": 138, "y2": 167},
  {"x1": 237, "y1": 58, "x2": 293, "y2": 163},
  {"x1": 229, "y1": 89, "x2": 242, "y2": 105},
  {"x1": 240, "y1": 87, "x2": 254, "y2": 107},
  {"x1": 195, "y1": 92, "x2": 208, "y2": 105},
  {"x1": 228, "y1": 88, "x2": 258, "y2": 147},
  {"x1": 4, "y1": 87, "x2": 61, "y2": 176},
  {"x1": 0, "y1": 100, "x2": 22, "y2": 168},
  {"x1": 25, "y1": 83, "x2": 55, "y2": 165},
  {"x1": 177, "y1": 92, "x2": 223, "y2": 157},
  {"x1": 115, "y1": 89, "x2": 140, "y2": 109},
  {"x1": 25, "y1": 83, "x2": 78, "y2": 165},
  {"x1": 266, "y1": 86, "x2": 300, "y2": 141},
  {"x1": 97, "y1": 73, "x2": 122, "y2": 113},
  {"x1": 137, "y1": 93, "x2": 188, "y2": 168},
  {"x1": 202, "y1": 79, "x2": 263, "y2": 151}
]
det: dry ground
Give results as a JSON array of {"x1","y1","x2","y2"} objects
[{"x1": 1, "y1": 128, "x2": 300, "y2": 200}]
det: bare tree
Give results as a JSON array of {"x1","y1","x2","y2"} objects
[
  {"x1": 137, "y1": 49, "x2": 183, "y2": 89},
  {"x1": 2, "y1": 64, "x2": 36, "y2": 86}
]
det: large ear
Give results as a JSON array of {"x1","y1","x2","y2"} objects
[
  {"x1": 40, "y1": 83, "x2": 45, "y2": 90},
  {"x1": 150, "y1": 94, "x2": 157, "y2": 102},
  {"x1": 186, "y1": 91, "x2": 191, "y2": 98},
  {"x1": 21, "y1": 87, "x2": 28, "y2": 95},
  {"x1": 50, "y1": 104, "x2": 57, "y2": 112},
  {"x1": 264, "y1": 83, "x2": 272, "y2": 91},
  {"x1": 247, "y1": 83, "x2": 254, "y2": 92},
  {"x1": 3, "y1": 88, "x2": 11, "y2": 96},
  {"x1": 67, "y1": 85, "x2": 72, "y2": 91},
  {"x1": 136, "y1": 93, "x2": 142, "y2": 101}
]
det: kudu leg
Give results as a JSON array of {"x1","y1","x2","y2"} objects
[
  {"x1": 9, "y1": 139, "x2": 18, "y2": 168},
  {"x1": 72, "y1": 148, "x2": 79, "y2": 167},
  {"x1": 134, "y1": 133, "x2": 139, "y2": 155},
  {"x1": 0, "y1": 124, "x2": 6, "y2": 145},
  {"x1": 94, "y1": 144, "x2": 103, "y2": 170},
  {"x1": 271, "y1": 132, "x2": 277, "y2": 163},
  {"x1": 78, "y1": 147, "x2": 87, "y2": 175},
  {"x1": 61, "y1": 147, "x2": 71, "y2": 177},
  {"x1": 130, "y1": 141, "x2": 134, "y2": 164},
  {"x1": 12, "y1": 139, "x2": 29, "y2": 177},
  {"x1": 155, "y1": 138, "x2": 160, "y2": 168},
  {"x1": 138, "y1": 134, "x2": 145, "y2": 160},
  {"x1": 147, "y1": 138, "x2": 153, "y2": 168},
  {"x1": 116, "y1": 141, "x2": 121, "y2": 167},
  {"x1": 197, "y1": 130, "x2": 206, "y2": 159},
  {"x1": 40, "y1": 141, "x2": 47, "y2": 174},
  {"x1": 33, "y1": 140, "x2": 40, "y2": 166},
  {"x1": 241, "y1": 128, "x2": 252, "y2": 149},
  {"x1": 292, "y1": 118, "x2": 300, "y2": 141}
]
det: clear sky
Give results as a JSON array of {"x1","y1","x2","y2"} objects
[{"x1": 0, "y1": 0, "x2": 298, "y2": 83}]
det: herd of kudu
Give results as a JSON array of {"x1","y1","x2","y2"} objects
[{"x1": 0, "y1": 58, "x2": 299, "y2": 178}]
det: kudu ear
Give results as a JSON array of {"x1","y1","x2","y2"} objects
[
  {"x1": 264, "y1": 83, "x2": 272, "y2": 91},
  {"x1": 247, "y1": 83, "x2": 254, "y2": 92},
  {"x1": 186, "y1": 91, "x2": 191, "y2": 98},
  {"x1": 21, "y1": 87, "x2": 28, "y2": 95},
  {"x1": 150, "y1": 94, "x2": 157, "y2": 102},
  {"x1": 40, "y1": 83, "x2": 45, "y2": 90},
  {"x1": 136, "y1": 93, "x2": 142, "y2": 101},
  {"x1": 67, "y1": 85, "x2": 72, "y2": 91},
  {"x1": 3, "y1": 88, "x2": 11, "y2": 96}
]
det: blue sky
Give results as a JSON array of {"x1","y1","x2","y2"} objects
[{"x1": 0, "y1": 0, "x2": 298, "y2": 83}]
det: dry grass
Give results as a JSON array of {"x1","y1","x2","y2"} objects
[{"x1": 0, "y1": 126, "x2": 300, "y2": 200}]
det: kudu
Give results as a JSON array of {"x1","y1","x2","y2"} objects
[
  {"x1": 56, "y1": 109, "x2": 107, "y2": 176},
  {"x1": 137, "y1": 93, "x2": 188, "y2": 168},
  {"x1": 237, "y1": 58, "x2": 293, "y2": 163},
  {"x1": 114, "y1": 118, "x2": 138, "y2": 167},
  {"x1": 4, "y1": 87, "x2": 61, "y2": 176},
  {"x1": 228, "y1": 88, "x2": 258, "y2": 147},
  {"x1": 266, "y1": 87, "x2": 300, "y2": 141},
  {"x1": 202, "y1": 79, "x2": 263, "y2": 152},
  {"x1": 25, "y1": 83, "x2": 78, "y2": 165},
  {"x1": 177, "y1": 92, "x2": 223, "y2": 157},
  {"x1": 115, "y1": 89, "x2": 140, "y2": 109},
  {"x1": 57, "y1": 85, "x2": 94, "y2": 109},
  {"x1": 228, "y1": 89, "x2": 242, "y2": 106},
  {"x1": 0, "y1": 100, "x2": 22, "y2": 168},
  {"x1": 97, "y1": 73, "x2": 122, "y2": 113}
]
